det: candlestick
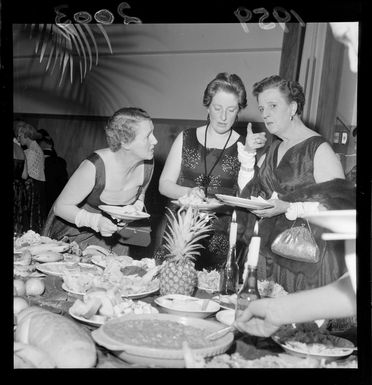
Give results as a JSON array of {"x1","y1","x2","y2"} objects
[{"x1": 229, "y1": 211, "x2": 237, "y2": 248}]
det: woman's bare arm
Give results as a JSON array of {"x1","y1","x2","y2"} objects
[{"x1": 159, "y1": 132, "x2": 193, "y2": 199}]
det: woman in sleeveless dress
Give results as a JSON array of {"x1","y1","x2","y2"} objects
[
  {"x1": 16, "y1": 122, "x2": 47, "y2": 234},
  {"x1": 237, "y1": 76, "x2": 355, "y2": 293},
  {"x1": 158, "y1": 72, "x2": 248, "y2": 270},
  {"x1": 42, "y1": 107, "x2": 157, "y2": 255}
]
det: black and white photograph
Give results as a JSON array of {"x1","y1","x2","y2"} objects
[{"x1": 4, "y1": 0, "x2": 371, "y2": 379}]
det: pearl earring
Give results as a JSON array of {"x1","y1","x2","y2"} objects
[{"x1": 290, "y1": 115, "x2": 294, "y2": 121}]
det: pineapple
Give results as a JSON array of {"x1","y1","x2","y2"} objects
[{"x1": 159, "y1": 206, "x2": 214, "y2": 296}]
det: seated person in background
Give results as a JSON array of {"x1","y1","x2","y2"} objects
[
  {"x1": 37, "y1": 129, "x2": 68, "y2": 213},
  {"x1": 157, "y1": 72, "x2": 248, "y2": 270},
  {"x1": 42, "y1": 107, "x2": 158, "y2": 255},
  {"x1": 237, "y1": 75, "x2": 355, "y2": 293}
]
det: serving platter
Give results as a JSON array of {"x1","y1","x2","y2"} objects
[
  {"x1": 36, "y1": 262, "x2": 102, "y2": 277},
  {"x1": 155, "y1": 294, "x2": 220, "y2": 318},
  {"x1": 62, "y1": 282, "x2": 159, "y2": 299},
  {"x1": 215, "y1": 194, "x2": 274, "y2": 210},
  {"x1": 99, "y1": 205, "x2": 150, "y2": 221},
  {"x1": 272, "y1": 334, "x2": 355, "y2": 361},
  {"x1": 91, "y1": 313, "x2": 234, "y2": 368}
]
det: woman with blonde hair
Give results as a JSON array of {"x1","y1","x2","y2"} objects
[{"x1": 43, "y1": 107, "x2": 158, "y2": 255}]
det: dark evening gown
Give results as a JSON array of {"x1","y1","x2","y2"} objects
[
  {"x1": 239, "y1": 136, "x2": 354, "y2": 293},
  {"x1": 14, "y1": 158, "x2": 28, "y2": 235},
  {"x1": 42, "y1": 153, "x2": 154, "y2": 254},
  {"x1": 159, "y1": 127, "x2": 245, "y2": 270}
]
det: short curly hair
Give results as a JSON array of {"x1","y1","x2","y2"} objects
[
  {"x1": 16, "y1": 121, "x2": 42, "y2": 141},
  {"x1": 252, "y1": 75, "x2": 305, "y2": 115},
  {"x1": 105, "y1": 107, "x2": 152, "y2": 152},
  {"x1": 203, "y1": 72, "x2": 247, "y2": 111}
]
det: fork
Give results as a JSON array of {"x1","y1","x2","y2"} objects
[{"x1": 206, "y1": 325, "x2": 235, "y2": 341}]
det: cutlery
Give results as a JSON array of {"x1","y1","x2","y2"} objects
[{"x1": 206, "y1": 325, "x2": 235, "y2": 341}]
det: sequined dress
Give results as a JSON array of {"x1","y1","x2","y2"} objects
[{"x1": 170, "y1": 127, "x2": 244, "y2": 270}]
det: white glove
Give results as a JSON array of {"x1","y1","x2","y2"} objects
[
  {"x1": 285, "y1": 202, "x2": 321, "y2": 220},
  {"x1": 74, "y1": 208, "x2": 116, "y2": 237},
  {"x1": 237, "y1": 142, "x2": 256, "y2": 191}
]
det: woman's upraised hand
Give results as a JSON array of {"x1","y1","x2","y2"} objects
[{"x1": 244, "y1": 123, "x2": 267, "y2": 153}]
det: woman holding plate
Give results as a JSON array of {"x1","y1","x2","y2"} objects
[
  {"x1": 42, "y1": 107, "x2": 158, "y2": 255},
  {"x1": 237, "y1": 75, "x2": 355, "y2": 293},
  {"x1": 157, "y1": 72, "x2": 254, "y2": 270}
]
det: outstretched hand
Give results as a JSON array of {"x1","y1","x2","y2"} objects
[
  {"x1": 244, "y1": 123, "x2": 267, "y2": 153},
  {"x1": 234, "y1": 298, "x2": 281, "y2": 337}
]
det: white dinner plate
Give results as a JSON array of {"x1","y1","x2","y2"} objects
[
  {"x1": 215, "y1": 194, "x2": 274, "y2": 210},
  {"x1": 36, "y1": 262, "x2": 102, "y2": 277},
  {"x1": 216, "y1": 309, "x2": 235, "y2": 326},
  {"x1": 155, "y1": 294, "x2": 220, "y2": 318},
  {"x1": 99, "y1": 205, "x2": 150, "y2": 221},
  {"x1": 272, "y1": 334, "x2": 355, "y2": 361},
  {"x1": 62, "y1": 282, "x2": 159, "y2": 299},
  {"x1": 304, "y1": 210, "x2": 356, "y2": 235},
  {"x1": 69, "y1": 308, "x2": 106, "y2": 327},
  {"x1": 171, "y1": 200, "x2": 223, "y2": 211}
]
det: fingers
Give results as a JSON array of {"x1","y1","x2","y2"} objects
[{"x1": 247, "y1": 122, "x2": 253, "y2": 135}]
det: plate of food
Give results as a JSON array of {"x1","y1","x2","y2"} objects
[
  {"x1": 91, "y1": 255, "x2": 155, "y2": 272},
  {"x1": 304, "y1": 209, "x2": 356, "y2": 234},
  {"x1": 36, "y1": 262, "x2": 103, "y2": 277},
  {"x1": 91, "y1": 313, "x2": 234, "y2": 367},
  {"x1": 99, "y1": 205, "x2": 150, "y2": 221},
  {"x1": 62, "y1": 280, "x2": 160, "y2": 299},
  {"x1": 197, "y1": 269, "x2": 220, "y2": 293},
  {"x1": 155, "y1": 294, "x2": 220, "y2": 318},
  {"x1": 172, "y1": 189, "x2": 224, "y2": 210},
  {"x1": 68, "y1": 292, "x2": 159, "y2": 327},
  {"x1": 213, "y1": 280, "x2": 288, "y2": 309},
  {"x1": 272, "y1": 325, "x2": 356, "y2": 361},
  {"x1": 215, "y1": 194, "x2": 274, "y2": 210}
]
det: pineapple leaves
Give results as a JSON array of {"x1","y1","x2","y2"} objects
[{"x1": 162, "y1": 207, "x2": 213, "y2": 262}]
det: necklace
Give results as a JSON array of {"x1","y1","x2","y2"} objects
[{"x1": 201, "y1": 124, "x2": 233, "y2": 195}]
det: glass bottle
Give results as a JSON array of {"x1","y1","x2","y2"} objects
[
  {"x1": 219, "y1": 245, "x2": 239, "y2": 295},
  {"x1": 235, "y1": 265, "x2": 261, "y2": 319}
]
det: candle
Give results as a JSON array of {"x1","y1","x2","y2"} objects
[
  {"x1": 229, "y1": 211, "x2": 237, "y2": 248},
  {"x1": 246, "y1": 236, "x2": 261, "y2": 267},
  {"x1": 243, "y1": 219, "x2": 261, "y2": 279}
]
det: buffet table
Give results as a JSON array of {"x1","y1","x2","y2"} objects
[{"x1": 25, "y1": 274, "x2": 357, "y2": 369}]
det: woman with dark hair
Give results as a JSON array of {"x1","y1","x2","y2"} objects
[
  {"x1": 42, "y1": 107, "x2": 158, "y2": 255},
  {"x1": 16, "y1": 121, "x2": 47, "y2": 233},
  {"x1": 158, "y1": 72, "x2": 254, "y2": 270},
  {"x1": 237, "y1": 75, "x2": 355, "y2": 293}
]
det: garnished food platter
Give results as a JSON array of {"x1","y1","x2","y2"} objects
[
  {"x1": 36, "y1": 262, "x2": 103, "y2": 277},
  {"x1": 62, "y1": 282, "x2": 159, "y2": 299},
  {"x1": 91, "y1": 313, "x2": 234, "y2": 367},
  {"x1": 272, "y1": 325, "x2": 356, "y2": 361}
]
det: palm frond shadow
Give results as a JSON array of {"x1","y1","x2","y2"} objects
[{"x1": 14, "y1": 24, "x2": 167, "y2": 115}]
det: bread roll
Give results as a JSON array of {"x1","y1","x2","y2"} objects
[{"x1": 15, "y1": 306, "x2": 97, "y2": 368}]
